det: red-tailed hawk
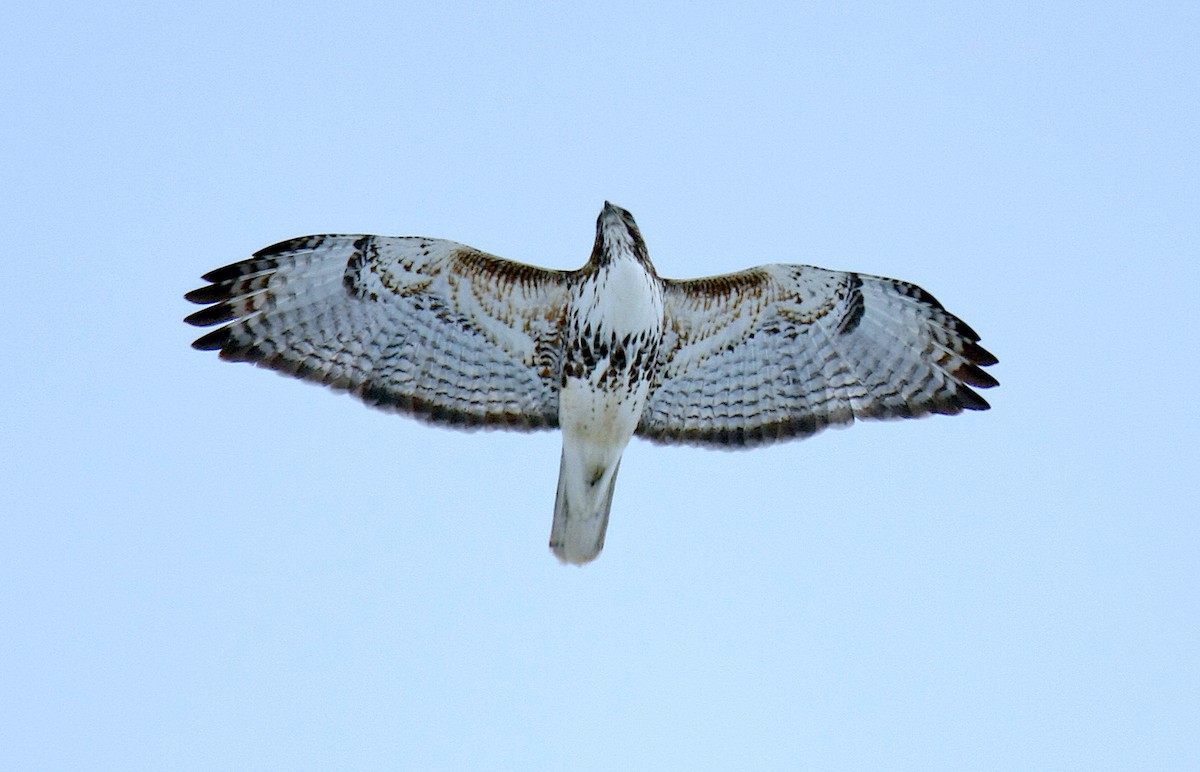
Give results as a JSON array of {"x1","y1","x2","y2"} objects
[{"x1": 185, "y1": 202, "x2": 997, "y2": 564}]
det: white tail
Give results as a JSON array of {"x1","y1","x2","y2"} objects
[{"x1": 549, "y1": 451, "x2": 621, "y2": 565}]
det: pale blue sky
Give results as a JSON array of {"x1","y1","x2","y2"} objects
[{"x1": 3, "y1": 2, "x2": 1198, "y2": 769}]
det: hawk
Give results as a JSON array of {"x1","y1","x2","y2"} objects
[{"x1": 185, "y1": 202, "x2": 997, "y2": 564}]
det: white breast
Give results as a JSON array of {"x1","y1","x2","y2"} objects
[
  {"x1": 559, "y1": 254, "x2": 665, "y2": 446},
  {"x1": 574, "y1": 258, "x2": 665, "y2": 341}
]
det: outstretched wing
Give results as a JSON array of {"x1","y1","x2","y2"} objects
[
  {"x1": 185, "y1": 235, "x2": 569, "y2": 430},
  {"x1": 637, "y1": 264, "x2": 997, "y2": 448}
]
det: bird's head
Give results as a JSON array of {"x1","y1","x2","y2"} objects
[{"x1": 591, "y1": 201, "x2": 653, "y2": 270}]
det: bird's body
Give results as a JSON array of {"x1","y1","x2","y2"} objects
[
  {"x1": 552, "y1": 205, "x2": 665, "y2": 563},
  {"x1": 186, "y1": 202, "x2": 997, "y2": 564}
]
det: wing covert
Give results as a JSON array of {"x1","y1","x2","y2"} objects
[
  {"x1": 185, "y1": 234, "x2": 569, "y2": 430},
  {"x1": 636, "y1": 264, "x2": 997, "y2": 448}
]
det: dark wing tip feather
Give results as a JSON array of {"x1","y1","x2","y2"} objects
[
  {"x1": 191, "y1": 327, "x2": 233, "y2": 351},
  {"x1": 951, "y1": 317, "x2": 981, "y2": 342},
  {"x1": 183, "y1": 303, "x2": 238, "y2": 327},
  {"x1": 184, "y1": 283, "x2": 233, "y2": 305},
  {"x1": 964, "y1": 340, "x2": 998, "y2": 367},
  {"x1": 927, "y1": 399, "x2": 965, "y2": 416},
  {"x1": 953, "y1": 361, "x2": 1000, "y2": 389},
  {"x1": 201, "y1": 260, "x2": 254, "y2": 284},
  {"x1": 955, "y1": 387, "x2": 991, "y2": 411}
]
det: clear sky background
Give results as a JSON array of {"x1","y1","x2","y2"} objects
[{"x1": 3, "y1": 2, "x2": 1197, "y2": 769}]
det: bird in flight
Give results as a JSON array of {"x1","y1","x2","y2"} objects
[{"x1": 185, "y1": 202, "x2": 997, "y2": 564}]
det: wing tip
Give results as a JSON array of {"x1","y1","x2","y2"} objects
[
  {"x1": 184, "y1": 284, "x2": 229, "y2": 305},
  {"x1": 200, "y1": 260, "x2": 254, "y2": 284},
  {"x1": 953, "y1": 362, "x2": 1000, "y2": 390},
  {"x1": 190, "y1": 327, "x2": 232, "y2": 351},
  {"x1": 964, "y1": 340, "x2": 999, "y2": 367},
  {"x1": 183, "y1": 303, "x2": 237, "y2": 327},
  {"x1": 955, "y1": 387, "x2": 992, "y2": 412}
]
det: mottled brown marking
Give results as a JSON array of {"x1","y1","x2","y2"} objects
[
  {"x1": 665, "y1": 269, "x2": 771, "y2": 305},
  {"x1": 342, "y1": 236, "x2": 373, "y2": 297},
  {"x1": 836, "y1": 273, "x2": 865, "y2": 335},
  {"x1": 454, "y1": 247, "x2": 566, "y2": 289}
]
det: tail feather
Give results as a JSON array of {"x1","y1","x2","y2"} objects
[{"x1": 550, "y1": 452, "x2": 621, "y2": 565}]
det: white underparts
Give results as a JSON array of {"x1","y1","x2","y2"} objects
[{"x1": 550, "y1": 232, "x2": 665, "y2": 564}]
